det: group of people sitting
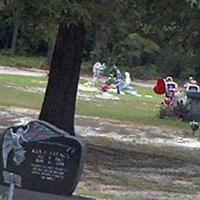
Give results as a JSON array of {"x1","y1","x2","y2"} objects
[{"x1": 92, "y1": 61, "x2": 133, "y2": 94}]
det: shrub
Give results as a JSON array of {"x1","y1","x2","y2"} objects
[
  {"x1": 131, "y1": 65, "x2": 161, "y2": 80},
  {"x1": 155, "y1": 48, "x2": 198, "y2": 80}
]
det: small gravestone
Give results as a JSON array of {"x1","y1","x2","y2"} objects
[{"x1": 0, "y1": 120, "x2": 86, "y2": 196}]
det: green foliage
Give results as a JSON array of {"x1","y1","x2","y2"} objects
[
  {"x1": 116, "y1": 33, "x2": 159, "y2": 68},
  {"x1": 132, "y1": 65, "x2": 160, "y2": 80},
  {"x1": 155, "y1": 48, "x2": 198, "y2": 79},
  {"x1": 0, "y1": 14, "x2": 12, "y2": 49},
  {"x1": 0, "y1": 0, "x2": 200, "y2": 80},
  {"x1": 125, "y1": 33, "x2": 159, "y2": 54}
]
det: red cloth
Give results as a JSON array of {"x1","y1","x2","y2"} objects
[
  {"x1": 154, "y1": 78, "x2": 166, "y2": 95},
  {"x1": 101, "y1": 84, "x2": 110, "y2": 92}
]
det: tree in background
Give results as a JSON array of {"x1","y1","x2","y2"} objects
[
  {"x1": 0, "y1": 0, "x2": 200, "y2": 80},
  {"x1": 1, "y1": 0, "x2": 59, "y2": 56},
  {"x1": 3, "y1": 0, "x2": 24, "y2": 54},
  {"x1": 39, "y1": 1, "x2": 89, "y2": 135},
  {"x1": 39, "y1": 0, "x2": 143, "y2": 134}
]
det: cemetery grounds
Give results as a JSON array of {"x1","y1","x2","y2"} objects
[{"x1": 0, "y1": 67, "x2": 200, "y2": 200}]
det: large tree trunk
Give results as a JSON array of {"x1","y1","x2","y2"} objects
[{"x1": 39, "y1": 23, "x2": 86, "y2": 135}]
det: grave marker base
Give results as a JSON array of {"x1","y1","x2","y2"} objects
[{"x1": 0, "y1": 185, "x2": 95, "y2": 200}]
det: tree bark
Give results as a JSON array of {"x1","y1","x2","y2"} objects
[
  {"x1": 94, "y1": 25, "x2": 108, "y2": 57},
  {"x1": 47, "y1": 37, "x2": 56, "y2": 67},
  {"x1": 11, "y1": 15, "x2": 20, "y2": 54},
  {"x1": 111, "y1": 42, "x2": 117, "y2": 57},
  {"x1": 39, "y1": 23, "x2": 86, "y2": 135}
]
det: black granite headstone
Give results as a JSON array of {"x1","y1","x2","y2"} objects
[
  {"x1": 0, "y1": 120, "x2": 86, "y2": 196},
  {"x1": 184, "y1": 91, "x2": 200, "y2": 121}
]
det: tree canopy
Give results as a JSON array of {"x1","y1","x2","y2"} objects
[{"x1": 0, "y1": 0, "x2": 200, "y2": 79}]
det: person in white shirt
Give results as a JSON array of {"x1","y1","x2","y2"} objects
[
  {"x1": 92, "y1": 61, "x2": 102, "y2": 86},
  {"x1": 164, "y1": 76, "x2": 178, "y2": 105}
]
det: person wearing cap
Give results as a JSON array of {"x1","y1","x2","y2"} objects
[
  {"x1": 184, "y1": 76, "x2": 199, "y2": 92},
  {"x1": 188, "y1": 76, "x2": 197, "y2": 85}
]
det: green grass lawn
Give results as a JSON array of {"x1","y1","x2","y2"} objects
[
  {"x1": 0, "y1": 74, "x2": 188, "y2": 129},
  {"x1": 77, "y1": 92, "x2": 187, "y2": 129},
  {"x1": 0, "y1": 54, "x2": 92, "y2": 71},
  {"x1": 0, "y1": 74, "x2": 48, "y2": 87},
  {"x1": 0, "y1": 75, "x2": 46, "y2": 109},
  {"x1": 0, "y1": 54, "x2": 46, "y2": 69}
]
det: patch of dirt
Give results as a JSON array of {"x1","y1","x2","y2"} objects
[{"x1": 1, "y1": 107, "x2": 200, "y2": 199}]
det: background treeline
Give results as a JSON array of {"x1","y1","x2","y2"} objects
[{"x1": 0, "y1": 0, "x2": 200, "y2": 80}]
